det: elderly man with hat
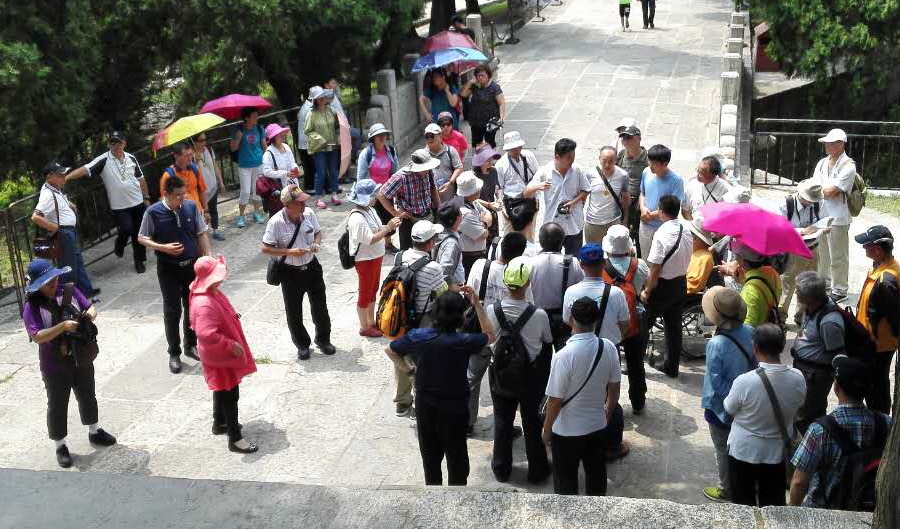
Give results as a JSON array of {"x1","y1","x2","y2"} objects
[
  {"x1": 21, "y1": 258, "x2": 116, "y2": 468},
  {"x1": 378, "y1": 149, "x2": 443, "y2": 250},
  {"x1": 855, "y1": 225, "x2": 900, "y2": 414},
  {"x1": 813, "y1": 128, "x2": 857, "y2": 303},
  {"x1": 616, "y1": 123, "x2": 648, "y2": 255},
  {"x1": 686, "y1": 216, "x2": 716, "y2": 296},
  {"x1": 31, "y1": 162, "x2": 99, "y2": 300},
  {"x1": 495, "y1": 131, "x2": 543, "y2": 236},
  {"x1": 64, "y1": 130, "x2": 152, "y2": 274},
  {"x1": 436, "y1": 111, "x2": 469, "y2": 160},
  {"x1": 424, "y1": 122, "x2": 463, "y2": 202},
  {"x1": 261, "y1": 184, "x2": 335, "y2": 361},
  {"x1": 699, "y1": 286, "x2": 757, "y2": 502},
  {"x1": 456, "y1": 171, "x2": 493, "y2": 278},
  {"x1": 778, "y1": 179, "x2": 825, "y2": 320}
]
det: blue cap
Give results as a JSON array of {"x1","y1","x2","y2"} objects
[
  {"x1": 578, "y1": 243, "x2": 605, "y2": 264},
  {"x1": 349, "y1": 179, "x2": 379, "y2": 207},
  {"x1": 25, "y1": 259, "x2": 71, "y2": 294}
]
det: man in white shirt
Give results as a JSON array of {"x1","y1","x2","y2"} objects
[
  {"x1": 536, "y1": 138, "x2": 590, "y2": 256},
  {"x1": 724, "y1": 323, "x2": 806, "y2": 507},
  {"x1": 562, "y1": 243, "x2": 630, "y2": 345},
  {"x1": 585, "y1": 146, "x2": 629, "y2": 244},
  {"x1": 496, "y1": 131, "x2": 541, "y2": 236},
  {"x1": 542, "y1": 297, "x2": 622, "y2": 496},
  {"x1": 433, "y1": 203, "x2": 465, "y2": 285},
  {"x1": 529, "y1": 223, "x2": 585, "y2": 350},
  {"x1": 682, "y1": 155, "x2": 731, "y2": 220},
  {"x1": 486, "y1": 257, "x2": 552, "y2": 484},
  {"x1": 32, "y1": 162, "x2": 98, "y2": 299},
  {"x1": 640, "y1": 194, "x2": 692, "y2": 378},
  {"x1": 778, "y1": 180, "x2": 824, "y2": 320},
  {"x1": 64, "y1": 131, "x2": 152, "y2": 273},
  {"x1": 813, "y1": 128, "x2": 856, "y2": 302},
  {"x1": 456, "y1": 171, "x2": 492, "y2": 278}
]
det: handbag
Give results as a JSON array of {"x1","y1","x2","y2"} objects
[
  {"x1": 33, "y1": 187, "x2": 62, "y2": 261},
  {"x1": 266, "y1": 219, "x2": 303, "y2": 286}
]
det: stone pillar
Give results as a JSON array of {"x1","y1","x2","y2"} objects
[
  {"x1": 727, "y1": 38, "x2": 743, "y2": 54},
  {"x1": 723, "y1": 53, "x2": 742, "y2": 73},
  {"x1": 366, "y1": 95, "x2": 390, "y2": 129},
  {"x1": 730, "y1": 12, "x2": 746, "y2": 26},
  {"x1": 375, "y1": 69, "x2": 399, "y2": 137},
  {"x1": 721, "y1": 72, "x2": 740, "y2": 106},
  {"x1": 402, "y1": 54, "x2": 419, "y2": 77},
  {"x1": 467, "y1": 14, "x2": 485, "y2": 52},
  {"x1": 729, "y1": 24, "x2": 745, "y2": 40}
]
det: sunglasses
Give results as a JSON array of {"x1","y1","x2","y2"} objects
[{"x1": 424, "y1": 134, "x2": 437, "y2": 140}]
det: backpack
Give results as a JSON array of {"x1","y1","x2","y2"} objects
[
  {"x1": 488, "y1": 303, "x2": 537, "y2": 398},
  {"x1": 785, "y1": 195, "x2": 820, "y2": 226},
  {"x1": 847, "y1": 172, "x2": 867, "y2": 217},
  {"x1": 601, "y1": 258, "x2": 641, "y2": 339},
  {"x1": 745, "y1": 275, "x2": 783, "y2": 329},
  {"x1": 815, "y1": 412, "x2": 888, "y2": 511},
  {"x1": 164, "y1": 163, "x2": 200, "y2": 185},
  {"x1": 376, "y1": 254, "x2": 432, "y2": 339},
  {"x1": 231, "y1": 124, "x2": 265, "y2": 163},
  {"x1": 815, "y1": 305, "x2": 878, "y2": 365},
  {"x1": 337, "y1": 210, "x2": 365, "y2": 270}
]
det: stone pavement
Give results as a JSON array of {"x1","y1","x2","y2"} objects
[{"x1": 0, "y1": 0, "x2": 891, "y2": 511}]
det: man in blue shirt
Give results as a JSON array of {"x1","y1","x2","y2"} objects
[
  {"x1": 139, "y1": 176, "x2": 211, "y2": 374},
  {"x1": 229, "y1": 107, "x2": 267, "y2": 228},
  {"x1": 638, "y1": 144, "x2": 684, "y2": 257}
]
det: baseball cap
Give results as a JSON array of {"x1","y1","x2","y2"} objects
[
  {"x1": 578, "y1": 243, "x2": 605, "y2": 265},
  {"x1": 42, "y1": 161, "x2": 70, "y2": 176},
  {"x1": 618, "y1": 125, "x2": 642, "y2": 137},
  {"x1": 832, "y1": 355, "x2": 871, "y2": 399},
  {"x1": 424, "y1": 123, "x2": 441, "y2": 135},
  {"x1": 855, "y1": 225, "x2": 893, "y2": 247},
  {"x1": 615, "y1": 118, "x2": 637, "y2": 133},
  {"x1": 411, "y1": 220, "x2": 444, "y2": 243},
  {"x1": 818, "y1": 128, "x2": 848, "y2": 144},
  {"x1": 109, "y1": 130, "x2": 126, "y2": 143},
  {"x1": 280, "y1": 184, "x2": 311, "y2": 204},
  {"x1": 503, "y1": 256, "x2": 532, "y2": 289}
]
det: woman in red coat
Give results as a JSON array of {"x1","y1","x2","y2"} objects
[{"x1": 189, "y1": 255, "x2": 258, "y2": 453}]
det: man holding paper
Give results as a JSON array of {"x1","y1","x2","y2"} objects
[{"x1": 778, "y1": 180, "x2": 827, "y2": 322}]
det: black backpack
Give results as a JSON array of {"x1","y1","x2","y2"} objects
[
  {"x1": 337, "y1": 211, "x2": 365, "y2": 270},
  {"x1": 815, "y1": 305, "x2": 878, "y2": 365},
  {"x1": 489, "y1": 303, "x2": 537, "y2": 399},
  {"x1": 815, "y1": 412, "x2": 889, "y2": 511}
]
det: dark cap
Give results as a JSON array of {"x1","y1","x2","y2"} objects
[
  {"x1": 571, "y1": 296, "x2": 601, "y2": 326},
  {"x1": 832, "y1": 355, "x2": 871, "y2": 399},
  {"x1": 42, "y1": 161, "x2": 70, "y2": 176},
  {"x1": 578, "y1": 243, "x2": 605, "y2": 265},
  {"x1": 855, "y1": 225, "x2": 893, "y2": 247},
  {"x1": 109, "y1": 130, "x2": 126, "y2": 143},
  {"x1": 618, "y1": 125, "x2": 642, "y2": 137}
]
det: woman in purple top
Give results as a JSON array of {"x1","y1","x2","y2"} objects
[{"x1": 22, "y1": 259, "x2": 116, "y2": 468}]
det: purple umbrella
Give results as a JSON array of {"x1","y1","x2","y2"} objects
[{"x1": 199, "y1": 94, "x2": 272, "y2": 121}]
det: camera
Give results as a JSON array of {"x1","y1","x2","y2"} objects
[
  {"x1": 557, "y1": 203, "x2": 571, "y2": 216},
  {"x1": 62, "y1": 307, "x2": 98, "y2": 344}
]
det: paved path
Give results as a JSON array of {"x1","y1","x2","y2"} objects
[{"x1": 0, "y1": 0, "x2": 832, "y2": 507}]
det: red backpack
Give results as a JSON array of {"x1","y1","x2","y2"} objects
[{"x1": 601, "y1": 258, "x2": 641, "y2": 339}]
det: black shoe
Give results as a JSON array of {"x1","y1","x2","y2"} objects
[
  {"x1": 298, "y1": 348, "x2": 311, "y2": 361},
  {"x1": 183, "y1": 346, "x2": 200, "y2": 361},
  {"x1": 212, "y1": 423, "x2": 227, "y2": 435},
  {"x1": 512, "y1": 425, "x2": 523, "y2": 440},
  {"x1": 643, "y1": 24, "x2": 649, "y2": 29},
  {"x1": 114, "y1": 247, "x2": 124, "y2": 258},
  {"x1": 228, "y1": 441, "x2": 259, "y2": 454},
  {"x1": 169, "y1": 355, "x2": 182, "y2": 374},
  {"x1": 527, "y1": 465, "x2": 553, "y2": 484},
  {"x1": 316, "y1": 341, "x2": 336, "y2": 355},
  {"x1": 135, "y1": 261, "x2": 146, "y2": 274},
  {"x1": 650, "y1": 22, "x2": 655, "y2": 28},
  {"x1": 88, "y1": 428, "x2": 117, "y2": 446},
  {"x1": 56, "y1": 445, "x2": 72, "y2": 468}
]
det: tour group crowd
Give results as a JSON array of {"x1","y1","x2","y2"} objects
[{"x1": 23, "y1": 66, "x2": 897, "y2": 512}]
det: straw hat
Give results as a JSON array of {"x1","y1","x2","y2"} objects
[{"x1": 701, "y1": 286, "x2": 747, "y2": 329}]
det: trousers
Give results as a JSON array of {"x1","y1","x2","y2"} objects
[
  {"x1": 467, "y1": 347, "x2": 492, "y2": 427},
  {"x1": 817, "y1": 223, "x2": 850, "y2": 296},
  {"x1": 313, "y1": 150, "x2": 340, "y2": 196},
  {"x1": 237, "y1": 166, "x2": 261, "y2": 205},
  {"x1": 708, "y1": 421, "x2": 731, "y2": 495},
  {"x1": 793, "y1": 360, "x2": 834, "y2": 436},
  {"x1": 621, "y1": 333, "x2": 647, "y2": 410},
  {"x1": 640, "y1": 0, "x2": 656, "y2": 26},
  {"x1": 42, "y1": 357, "x2": 98, "y2": 441},
  {"x1": 551, "y1": 427, "x2": 608, "y2": 496},
  {"x1": 867, "y1": 350, "x2": 895, "y2": 414},
  {"x1": 212, "y1": 384, "x2": 242, "y2": 444},
  {"x1": 416, "y1": 401, "x2": 469, "y2": 485},
  {"x1": 729, "y1": 456, "x2": 786, "y2": 507},
  {"x1": 157, "y1": 259, "x2": 197, "y2": 356},
  {"x1": 779, "y1": 251, "x2": 818, "y2": 315},
  {"x1": 112, "y1": 203, "x2": 147, "y2": 263},
  {"x1": 645, "y1": 276, "x2": 687, "y2": 376},
  {"x1": 638, "y1": 222, "x2": 658, "y2": 262},
  {"x1": 627, "y1": 197, "x2": 642, "y2": 257},
  {"x1": 563, "y1": 232, "x2": 584, "y2": 256},
  {"x1": 280, "y1": 259, "x2": 331, "y2": 349},
  {"x1": 297, "y1": 149, "x2": 316, "y2": 191},
  {"x1": 205, "y1": 190, "x2": 220, "y2": 231},
  {"x1": 470, "y1": 124, "x2": 498, "y2": 148},
  {"x1": 584, "y1": 220, "x2": 619, "y2": 245},
  {"x1": 57, "y1": 227, "x2": 94, "y2": 296}
]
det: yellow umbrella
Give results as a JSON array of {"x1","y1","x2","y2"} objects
[{"x1": 152, "y1": 113, "x2": 225, "y2": 152}]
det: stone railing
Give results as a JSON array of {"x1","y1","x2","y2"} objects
[{"x1": 719, "y1": 11, "x2": 752, "y2": 187}]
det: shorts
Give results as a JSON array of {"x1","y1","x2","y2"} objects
[
  {"x1": 355, "y1": 256, "x2": 383, "y2": 307},
  {"x1": 619, "y1": 4, "x2": 631, "y2": 16}
]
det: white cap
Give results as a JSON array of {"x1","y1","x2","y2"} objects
[
  {"x1": 723, "y1": 186, "x2": 751, "y2": 204},
  {"x1": 424, "y1": 123, "x2": 441, "y2": 135},
  {"x1": 818, "y1": 128, "x2": 848, "y2": 143},
  {"x1": 411, "y1": 220, "x2": 444, "y2": 243},
  {"x1": 601, "y1": 224, "x2": 633, "y2": 256},
  {"x1": 456, "y1": 171, "x2": 484, "y2": 197}
]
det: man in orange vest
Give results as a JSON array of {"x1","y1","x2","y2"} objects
[{"x1": 854, "y1": 225, "x2": 900, "y2": 414}]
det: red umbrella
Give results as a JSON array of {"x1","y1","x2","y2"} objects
[
  {"x1": 421, "y1": 30, "x2": 479, "y2": 54},
  {"x1": 199, "y1": 94, "x2": 272, "y2": 121}
]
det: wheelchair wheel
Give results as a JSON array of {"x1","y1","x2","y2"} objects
[{"x1": 646, "y1": 296, "x2": 712, "y2": 361}]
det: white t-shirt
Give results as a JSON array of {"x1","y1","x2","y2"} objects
[
  {"x1": 399, "y1": 249, "x2": 448, "y2": 314},
  {"x1": 488, "y1": 234, "x2": 539, "y2": 261},
  {"x1": 83, "y1": 151, "x2": 145, "y2": 210},
  {"x1": 261, "y1": 208, "x2": 321, "y2": 267},
  {"x1": 198, "y1": 147, "x2": 218, "y2": 199},
  {"x1": 466, "y1": 258, "x2": 533, "y2": 308},
  {"x1": 546, "y1": 333, "x2": 621, "y2": 436},
  {"x1": 35, "y1": 184, "x2": 77, "y2": 226},
  {"x1": 496, "y1": 150, "x2": 539, "y2": 198},
  {"x1": 536, "y1": 163, "x2": 591, "y2": 236},
  {"x1": 347, "y1": 207, "x2": 385, "y2": 262},
  {"x1": 813, "y1": 153, "x2": 856, "y2": 226},
  {"x1": 585, "y1": 166, "x2": 628, "y2": 225},
  {"x1": 683, "y1": 176, "x2": 731, "y2": 214},
  {"x1": 486, "y1": 299, "x2": 552, "y2": 362},
  {"x1": 647, "y1": 219, "x2": 692, "y2": 280},
  {"x1": 262, "y1": 144, "x2": 300, "y2": 187},
  {"x1": 724, "y1": 363, "x2": 807, "y2": 464},
  {"x1": 562, "y1": 278, "x2": 630, "y2": 344}
]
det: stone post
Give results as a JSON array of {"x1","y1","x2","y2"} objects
[
  {"x1": 375, "y1": 69, "x2": 398, "y2": 138},
  {"x1": 730, "y1": 12, "x2": 746, "y2": 26},
  {"x1": 727, "y1": 38, "x2": 743, "y2": 54},
  {"x1": 467, "y1": 14, "x2": 485, "y2": 53},
  {"x1": 721, "y1": 72, "x2": 740, "y2": 106},
  {"x1": 402, "y1": 54, "x2": 419, "y2": 77},
  {"x1": 729, "y1": 24, "x2": 744, "y2": 40},
  {"x1": 723, "y1": 53, "x2": 742, "y2": 73}
]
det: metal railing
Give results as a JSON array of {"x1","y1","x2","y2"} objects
[
  {"x1": 0, "y1": 99, "x2": 368, "y2": 311},
  {"x1": 750, "y1": 118, "x2": 900, "y2": 188}
]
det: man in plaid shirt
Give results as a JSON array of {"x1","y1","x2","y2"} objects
[
  {"x1": 378, "y1": 148, "x2": 442, "y2": 250},
  {"x1": 790, "y1": 355, "x2": 892, "y2": 507}
]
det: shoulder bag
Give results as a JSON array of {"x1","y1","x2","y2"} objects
[
  {"x1": 266, "y1": 218, "x2": 303, "y2": 286},
  {"x1": 538, "y1": 338, "x2": 604, "y2": 425},
  {"x1": 756, "y1": 367, "x2": 797, "y2": 486},
  {"x1": 595, "y1": 166, "x2": 624, "y2": 221},
  {"x1": 33, "y1": 187, "x2": 63, "y2": 261}
]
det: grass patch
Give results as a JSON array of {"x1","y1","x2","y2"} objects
[
  {"x1": 865, "y1": 194, "x2": 900, "y2": 219},
  {"x1": 256, "y1": 355, "x2": 273, "y2": 365},
  {"x1": 482, "y1": 1, "x2": 509, "y2": 19}
]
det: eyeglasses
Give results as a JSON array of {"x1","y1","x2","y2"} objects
[{"x1": 424, "y1": 134, "x2": 437, "y2": 140}]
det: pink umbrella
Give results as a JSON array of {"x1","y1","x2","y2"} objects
[
  {"x1": 421, "y1": 30, "x2": 479, "y2": 55},
  {"x1": 699, "y1": 202, "x2": 813, "y2": 259},
  {"x1": 199, "y1": 94, "x2": 273, "y2": 121},
  {"x1": 338, "y1": 112, "x2": 351, "y2": 178}
]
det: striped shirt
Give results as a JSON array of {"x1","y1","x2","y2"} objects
[
  {"x1": 399, "y1": 249, "x2": 448, "y2": 314},
  {"x1": 262, "y1": 208, "x2": 321, "y2": 267},
  {"x1": 381, "y1": 169, "x2": 436, "y2": 217}
]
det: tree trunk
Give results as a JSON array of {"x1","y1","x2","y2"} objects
[
  {"x1": 430, "y1": 0, "x2": 455, "y2": 36},
  {"x1": 874, "y1": 359, "x2": 900, "y2": 528},
  {"x1": 466, "y1": 0, "x2": 482, "y2": 14}
]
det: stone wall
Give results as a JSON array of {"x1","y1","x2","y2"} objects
[{"x1": 719, "y1": 11, "x2": 752, "y2": 187}]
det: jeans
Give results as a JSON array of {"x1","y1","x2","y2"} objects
[
  {"x1": 490, "y1": 353, "x2": 551, "y2": 481},
  {"x1": 470, "y1": 124, "x2": 498, "y2": 148},
  {"x1": 640, "y1": 0, "x2": 656, "y2": 26},
  {"x1": 645, "y1": 276, "x2": 687, "y2": 376},
  {"x1": 416, "y1": 401, "x2": 470, "y2": 485},
  {"x1": 708, "y1": 421, "x2": 731, "y2": 495},
  {"x1": 729, "y1": 456, "x2": 786, "y2": 507},
  {"x1": 212, "y1": 384, "x2": 242, "y2": 444},
  {"x1": 57, "y1": 227, "x2": 94, "y2": 295},
  {"x1": 563, "y1": 232, "x2": 583, "y2": 257},
  {"x1": 792, "y1": 360, "x2": 834, "y2": 436},
  {"x1": 157, "y1": 259, "x2": 197, "y2": 356},
  {"x1": 621, "y1": 333, "x2": 647, "y2": 410},
  {"x1": 467, "y1": 347, "x2": 492, "y2": 428},
  {"x1": 112, "y1": 203, "x2": 147, "y2": 263},
  {"x1": 205, "y1": 190, "x2": 220, "y2": 230},
  {"x1": 817, "y1": 223, "x2": 850, "y2": 296},
  {"x1": 551, "y1": 427, "x2": 608, "y2": 496},
  {"x1": 313, "y1": 150, "x2": 340, "y2": 196},
  {"x1": 42, "y1": 357, "x2": 98, "y2": 441},
  {"x1": 867, "y1": 350, "x2": 895, "y2": 414},
  {"x1": 298, "y1": 149, "x2": 316, "y2": 191},
  {"x1": 279, "y1": 259, "x2": 331, "y2": 349}
]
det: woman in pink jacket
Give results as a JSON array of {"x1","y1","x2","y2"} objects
[{"x1": 189, "y1": 255, "x2": 259, "y2": 454}]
